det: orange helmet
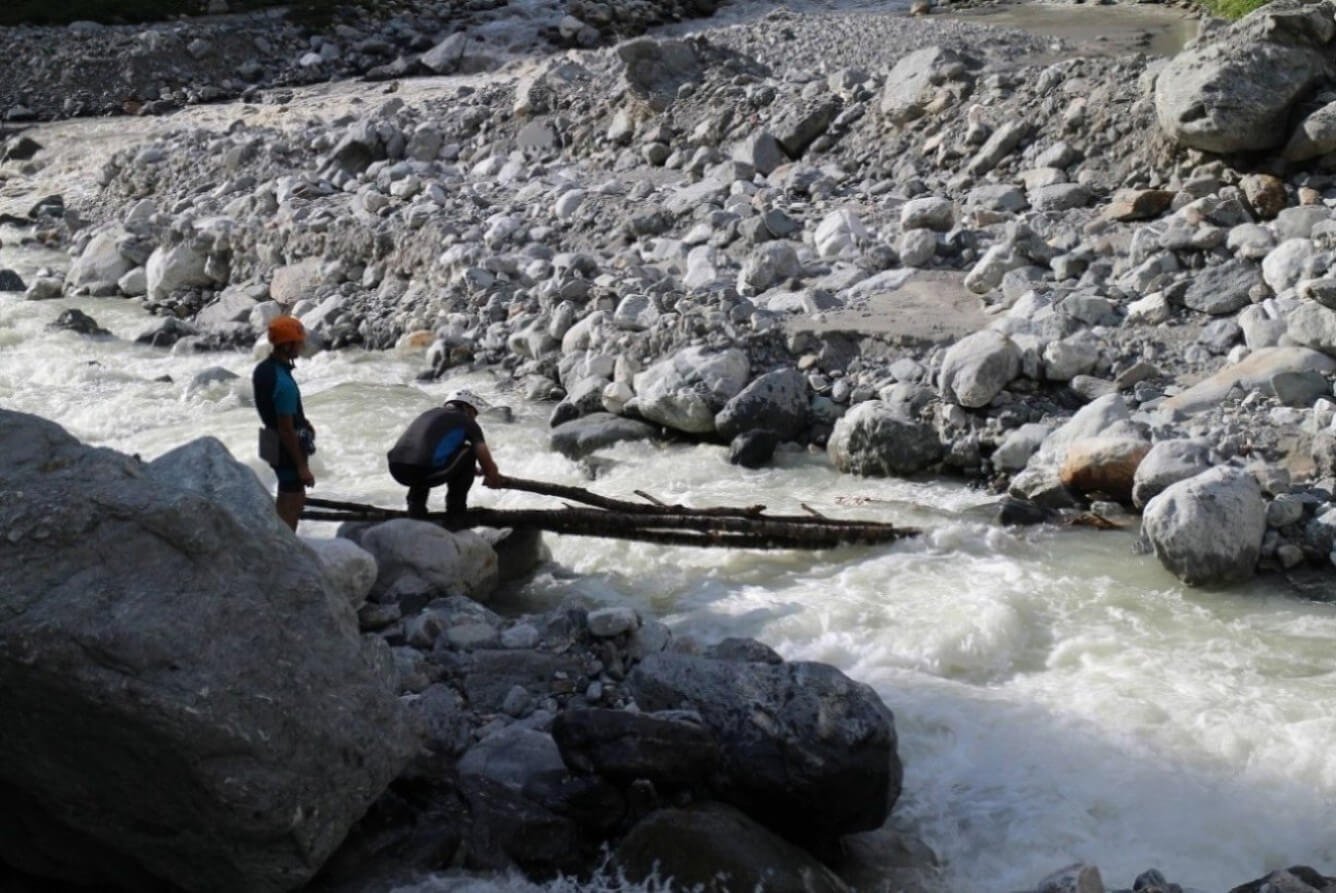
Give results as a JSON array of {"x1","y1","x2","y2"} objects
[{"x1": 267, "y1": 316, "x2": 306, "y2": 346}]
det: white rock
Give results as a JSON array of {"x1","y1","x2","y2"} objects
[
  {"x1": 814, "y1": 209, "x2": 870, "y2": 260},
  {"x1": 1142, "y1": 467, "x2": 1267, "y2": 586},
  {"x1": 358, "y1": 520, "x2": 499, "y2": 603},
  {"x1": 303, "y1": 537, "x2": 378, "y2": 609}
]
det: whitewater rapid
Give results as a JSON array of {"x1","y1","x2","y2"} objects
[{"x1": 4, "y1": 266, "x2": 1336, "y2": 891}]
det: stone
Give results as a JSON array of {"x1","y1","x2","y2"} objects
[
  {"x1": 1101, "y1": 189, "x2": 1175, "y2": 222},
  {"x1": 48, "y1": 308, "x2": 109, "y2": 336},
  {"x1": 714, "y1": 367, "x2": 809, "y2": 442},
  {"x1": 1036, "y1": 862, "x2": 1105, "y2": 893},
  {"x1": 1162, "y1": 347, "x2": 1336, "y2": 415},
  {"x1": 304, "y1": 536, "x2": 378, "y2": 610},
  {"x1": 827, "y1": 400, "x2": 943, "y2": 477},
  {"x1": 67, "y1": 227, "x2": 134, "y2": 289},
  {"x1": 552, "y1": 709, "x2": 720, "y2": 787},
  {"x1": 730, "y1": 429, "x2": 780, "y2": 468},
  {"x1": 1141, "y1": 467, "x2": 1268, "y2": 585},
  {"x1": 992, "y1": 423, "x2": 1052, "y2": 472},
  {"x1": 0, "y1": 269, "x2": 25, "y2": 291},
  {"x1": 270, "y1": 257, "x2": 327, "y2": 306},
  {"x1": 1009, "y1": 394, "x2": 1132, "y2": 508},
  {"x1": 632, "y1": 347, "x2": 750, "y2": 435},
  {"x1": 615, "y1": 803, "x2": 849, "y2": 893},
  {"x1": 1058, "y1": 436, "x2": 1150, "y2": 503},
  {"x1": 587, "y1": 606, "x2": 639, "y2": 638},
  {"x1": 738, "y1": 241, "x2": 802, "y2": 294},
  {"x1": 1132, "y1": 439, "x2": 1213, "y2": 509},
  {"x1": 0, "y1": 411, "x2": 413, "y2": 893},
  {"x1": 1240, "y1": 173, "x2": 1287, "y2": 220},
  {"x1": 939, "y1": 330, "x2": 1021, "y2": 408},
  {"x1": 626, "y1": 652, "x2": 900, "y2": 841},
  {"x1": 1183, "y1": 258, "x2": 1263, "y2": 316},
  {"x1": 879, "y1": 46, "x2": 973, "y2": 124},
  {"x1": 357, "y1": 520, "x2": 499, "y2": 603},
  {"x1": 732, "y1": 130, "x2": 786, "y2": 176},
  {"x1": 419, "y1": 33, "x2": 467, "y2": 74},
  {"x1": 1262, "y1": 238, "x2": 1318, "y2": 294},
  {"x1": 550, "y1": 412, "x2": 657, "y2": 459},
  {"x1": 1154, "y1": 5, "x2": 1331, "y2": 154},
  {"x1": 1285, "y1": 100, "x2": 1336, "y2": 161},
  {"x1": 814, "y1": 209, "x2": 870, "y2": 260},
  {"x1": 900, "y1": 196, "x2": 954, "y2": 231},
  {"x1": 146, "y1": 242, "x2": 214, "y2": 301}
]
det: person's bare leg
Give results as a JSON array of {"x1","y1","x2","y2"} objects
[{"x1": 276, "y1": 491, "x2": 305, "y2": 531}]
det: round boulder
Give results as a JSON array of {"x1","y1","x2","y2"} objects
[
  {"x1": 1141, "y1": 467, "x2": 1267, "y2": 586},
  {"x1": 828, "y1": 400, "x2": 943, "y2": 477}
]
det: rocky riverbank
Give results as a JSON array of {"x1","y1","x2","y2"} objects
[{"x1": 8, "y1": 0, "x2": 1336, "y2": 888}]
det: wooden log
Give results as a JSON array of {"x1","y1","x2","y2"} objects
[
  {"x1": 498, "y1": 475, "x2": 767, "y2": 517},
  {"x1": 302, "y1": 500, "x2": 916, "y2": 550}
]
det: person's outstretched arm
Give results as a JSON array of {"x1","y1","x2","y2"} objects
[{"x1": 475, "y1": 442, "x2": 501, "y2": 488}]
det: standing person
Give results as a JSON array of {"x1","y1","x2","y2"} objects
[
  {"x1": 253, "y1": 315, "x2": 316, "y2": 531},
  {"x1": 387, "y1": 389, "x2": 501, "y2": 520}
]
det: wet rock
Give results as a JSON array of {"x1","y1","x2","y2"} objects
[
  {"x1": 615, "y1": 803, "x2": 849, "y2": 893},
  {"x1": 550, "y1": 412, "x2": 657, "y2": 459},
  {"x1": 1142, "y1": 467, "x2": 1268, "y2": 585},
  {"x1": 828, "y1": 400, "x2": 943, "y2": 476},
  {"x1": 1058, "y1": 436, "x2": 1150, "y2": 504},
  {"x1": 626, "y1": 652, "x2": 901, "y2": 841},
  {"x1": 47, "y1": 308, "x2": 109, "y2": 337},
  {"x1": 729, "y1": 429, "x2": 780, "y2": 468},
  {"x1": 0, "y1": 269, "x2": 26, "y2": 291},
  {"x1": 715, "y1": 366, "x2": 809, "y2": 442},
  {"x1": 552, "y1": 708, "x2": 720, "y2": 787}
]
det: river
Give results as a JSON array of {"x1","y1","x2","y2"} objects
[{"x1": 5, "y1": 216, "x2": 1336, "y2": 892}]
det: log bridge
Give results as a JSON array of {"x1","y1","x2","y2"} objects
[{"x1": 302, "y1": 475, "x2": 918, "y2": 550}]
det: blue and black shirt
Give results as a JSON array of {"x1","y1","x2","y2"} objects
[{"x1": 253, "y1": 357, "x2": 308, "y2": 469}]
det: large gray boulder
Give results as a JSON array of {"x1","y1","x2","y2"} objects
[
  {"x1": 356, "y1": 519, "x2": 499, "y2": 604},
  {"x1": 879, "y1": 46, "x2": 973, "y2": 124},
  {"x1": 939, "y1": 329, "x2": 1021, "y2": 408},
  {"x1": 630, "y1": 347, "x2": 750, "y2": 435},
  {"x1": 625, "y1": 652, "x2": 901, "y2": 842},
  {"x1": 146, "y1": 241, "x2": 215, "y2": 301},
  {"x1": 1154, "y1": 1, "x2": 1336, "y2": 153},
  {"x1": 1141, "y1": 466, "x2": 1268, "y2": 585},
  {"x1": 1009, "y1": 394, "x2": 1134, "y2": 507},
  {"x1": 66, "y1": 226, "x2": 134, "y2": 289},
  {"x1": 1130, "y1": 439, "x2": 1213, "y2": 510},
  {"x1": 550, "y1": 412, "x2": 658, "y2": 459},
  {"x1": 0, "y1": 410, "x2": 415, "y2": 893},
  {"x1": 714, "y1": 367, "x2": 810, "y2": 442},
  {"x1": 828, "y1": 400, "x2": 943, "y2": 477}
]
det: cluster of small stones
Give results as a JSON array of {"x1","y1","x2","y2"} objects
[
  {"x1": 0, "y1": 0, "x2": 719, "y2": 122},
  {"x1": 9, "y1": 0, "x2": 1336, "y2": 888},
  {"x1": 14, "y1": 2, "x2": 1336, "y2": 591}
]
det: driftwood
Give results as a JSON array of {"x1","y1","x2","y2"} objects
[{"x1": 302, "y1": 476, "x2": 918, "y2": 550}]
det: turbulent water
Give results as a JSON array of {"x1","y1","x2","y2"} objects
[{"x1": 5, "y1": 245, "x2": 1336, "y2": 891}]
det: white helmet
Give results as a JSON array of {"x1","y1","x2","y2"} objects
[{"x1": 444, "y1": 389, "x2": 488, "y2": 413}]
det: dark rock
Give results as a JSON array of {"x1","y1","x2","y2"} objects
[
  {"x1": 0, "y1": 269, "x2": 26, "y2": 291},
  {"x1": 1227, "y1": 866, "x2": 1334, "y2": 893},
  {"x1": 460, "y1": 649, "x2": 585, "y2": 712},
  {"x1": 2, "y1": 134, "x2": 41, "y2": 162},
  {"x1": 715, "y1": 366, "x2": 809, "y2": 442},
  {"x1": 625, "y1": 652, "x2": 901, "y2": 842},
  {"x1": 135, "y1": 316, "x2": 198, "y2": 348},
  {"x1": 703, "y1": 637, "x2": 783, "y2": 664},
  {"x1": 549, "y1": 412, "x2": 658, "y2": 459},
  {"x1": 548, "y1": 400, "x2": 581, "y2": 428},
  {"x1": 521, "y1": 769, "x2": 626, "y2": 834},
  {"x1": 729, "y1": 429, "x2": 779, "y2": 468},
  {"x1": 615, "y1": 803, "x2": 849, "y2": 893},
  {"x1": 27, "y1": 194, "x2": 63, "y2": 219},
  {"x1": 47, "y1": 309, "x2": 109, "y2": 337},
  {"x1": 458, "y1": 775, "x2": 585, "y2": 878},
  {"x1": 553, "y1": 708, "x2": 721, "y2": 788},
  {"x1": 996, "y1": 496, "x2": 1054, "y2": 526}
]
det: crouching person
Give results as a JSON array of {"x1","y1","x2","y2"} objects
[{"x1": 387, "y1": 389, "x2": 501, "y2": 520}]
